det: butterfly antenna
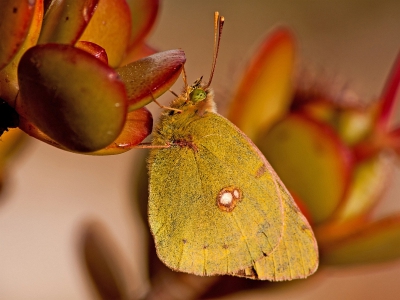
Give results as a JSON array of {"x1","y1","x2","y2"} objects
[
  {"x1": 181, "y1": 64, "x2": 190, "y2": 99},
  {"x1": 205, "y1": 11, "x2": 225, "y2": 88},
  {"x1": 169, "y1": 89, "x2": 179, "y2": 98}
]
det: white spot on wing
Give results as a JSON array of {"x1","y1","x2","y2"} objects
[
  {"x1": 220, "y1": 192, "x2": 233, "y2": 205},
  {"x1": 217, "y1": 186, "x2": 243, "y2": 212}
]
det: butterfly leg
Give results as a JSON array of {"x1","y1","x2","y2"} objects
[
  {"x1": 152, "y1": 97, "x2": 183, "y2": 113},
  {"x1": 134, "y1": 142, "x2": 171, "y2": 149}
]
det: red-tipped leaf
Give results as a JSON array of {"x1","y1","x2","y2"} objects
[{"x1": 117, "y1": 49, "x2": 186, "y2": 111}]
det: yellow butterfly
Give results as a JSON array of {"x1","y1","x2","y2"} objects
[{"x1": 147, "y1": 12, "x2": 318, "y2": 281}]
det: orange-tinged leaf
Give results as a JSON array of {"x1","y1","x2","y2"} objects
[
  {"x1": 291, "y1": 190, "x2": 313, "y2": 225},
  {"x1": 0, "y1": 128, "x2": 26, "y2": 168},
  {"x1": 322, "y1": 213, "x2": 400, "y2": 265},
  {"x1": 116, "y1": 49, "x2": 186, "y2": 111},
  {"x1": 126, "y1": 0, "x2": 159, "y2": 50},
  {"x1": 258, "y1": 113, "x2": 353, "y2": 223},
  {"x1": 18, "y1": 116, "x2": 67, "y2": 150},
  {"x1": 314, "y1": 217, "x2": 368, "y2": 248},
  {"x1": 0, "y1": 0, "x2": 35, "y2": 69},
  {"x1": 0, "y1": 0, "x2": 43, "y2": 106},
  {"x1": 17, "y1": 44, "x2": 127, "y2": 152},
  {"x1": 75, "y1": 41, "x2": 108, "y2": 64},
  {"x1": 228, "y1": 28, "x2": 296, "y2": 140},
  {"x1": 79, "y1": 0, "x2": 131, "y2": 67},
  {"x1": 37, "y1": 0, "x2": 98, "y2": 45},
  {"x1": 91, "y1": 107, "x2": 153, "y2": 155},
  {"x1": 334, "y1": 151, "x2": 394, "y2": 222},
  {"x1": 119, "y1": 43, "x2": 157, "y2": 66},
  {"x1": 19, "y1": 108, "x2": 153, "y2": 156}
]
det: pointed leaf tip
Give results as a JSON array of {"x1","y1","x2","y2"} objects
[
  {"x1": 117, "y1": 49, "x2": 186, "y2": 111},
  {"x1": 378, "y1": 51, "x2": 400, "y2": 130}
]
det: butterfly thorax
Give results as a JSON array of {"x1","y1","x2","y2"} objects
[{"x1": 151, "y1": 78, "x2": 216, "y2": 147}]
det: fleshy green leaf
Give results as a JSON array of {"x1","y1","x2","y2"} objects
[
  {"x1": 258, "y1": 113, "x2": 353, "y2": 223},
  {"x1": 37, "y1": 0, "x2": 98, "y2": 45},
  {"x1": 228, "y1": 27, "x2": 296, "y2": 140},
  {"x1": 334, "y1": 151, "x2": 394, "y2": 221},
  {"x1": 17, "y1": 44, "x2": 127, "y2": 152},
  {"x1": 116, "y1": 49, "x2": 186, "y2": 111}
]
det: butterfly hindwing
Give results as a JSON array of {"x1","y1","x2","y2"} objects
[
  {"x1": 149, "y1": 112, "x2": 288, "y2": 276},
  {"x1": 235, "y1": 180, "x2": 318, "y2": 280}
]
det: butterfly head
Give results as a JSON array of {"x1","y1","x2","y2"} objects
[{"x1": 188, "y1": 77, "x2": 209, "y2": 103}]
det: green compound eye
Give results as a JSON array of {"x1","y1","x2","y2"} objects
[{"x1": 189, "y1": 88, "x2": 207, "y2": 102}]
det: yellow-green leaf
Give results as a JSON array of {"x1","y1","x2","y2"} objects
[
  {"x1": 228, "y1": 28, "x2": 295, "y2": 140},
  {"x1": 17, "y1": 44, "x2": 127, "y2": 152},
  {"x1": 37, "y1": 0, "x2": 98, "y2": 45},
  {"x1": 258, "y1": 113, "x2": 353, "y2": 223},
  {"x1": 322, "y1": 214, "x2": 400, "y2": 265},
  {"x1": 334, "y1": 151, "x2": 394, "y2": 221}
]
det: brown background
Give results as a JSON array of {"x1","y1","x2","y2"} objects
[{"x1": 1, "y1": 0, "x2": 400, "y2": 299}]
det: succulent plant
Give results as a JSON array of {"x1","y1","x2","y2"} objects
[
  {"x1": 3, "y1": 1, "x2": 399, "y2": 299},
  {"x1": 0, "y1": 0, "x2": 186, "y2": 154}
]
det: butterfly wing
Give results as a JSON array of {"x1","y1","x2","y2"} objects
[
  {"x1": 148, "y1": 112, "x2": 316, "y2": 278},
  {"x1": 235, "y1": 179, "x2": 319, "y2": 280}
]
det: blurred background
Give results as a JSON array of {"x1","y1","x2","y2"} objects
[{"x1": 1, "y1": 0, "x2": 400, "y2": 299}]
